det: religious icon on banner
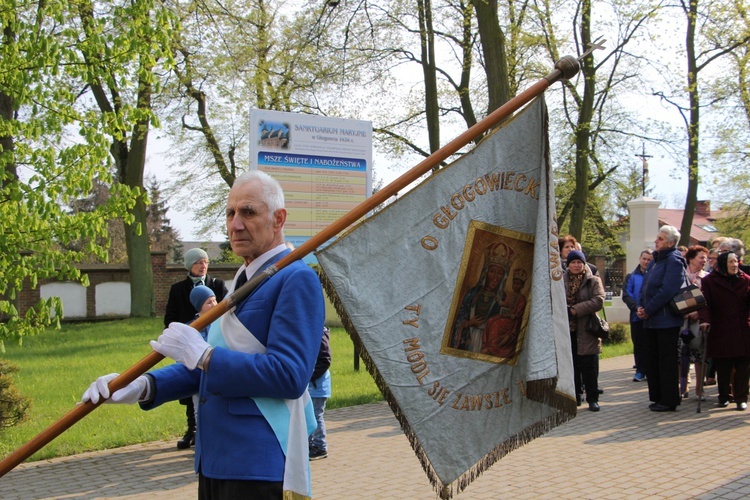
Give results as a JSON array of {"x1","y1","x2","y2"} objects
[{"x1": 442, "y1": 221, "x2": 533, "y2": 365}]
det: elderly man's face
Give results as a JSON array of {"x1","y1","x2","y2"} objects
[
  {"x1": 226, "y1": 180, "x2": 286, "y2": 264},
  {"x1": 654, "y1": 232, "x2": 674, "y2": 252}
]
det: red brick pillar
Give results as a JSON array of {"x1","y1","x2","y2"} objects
[{"x1": 152, "y1": 251, "x2": 169, "y2": 318}]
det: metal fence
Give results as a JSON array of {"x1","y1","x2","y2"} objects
[{"x1": 603, "y1": 259, "x2": 626, "y2": 298}]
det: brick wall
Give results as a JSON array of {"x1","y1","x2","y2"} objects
[{"x1": 20, "y1": 252, "x2": 241, "y2": 321}]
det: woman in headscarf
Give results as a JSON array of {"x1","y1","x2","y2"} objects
[
  {"x1": 564, "y1": 250, "x2": 605, "y2": 411},
  {"x1": 698, "y1": 251, "x2": 750, "y2": 411}
]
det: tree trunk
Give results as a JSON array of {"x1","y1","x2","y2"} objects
[
  {"x1": 680, "y1": 0, "x2": 699, "y2": 247},
  {"x1": 124, "y1": 77, "x2": 155, "y2": 318},
  {"x1": 471, "y1": 0, "x2": 510, "y2": 113},
  {"x1": 457, "y1": 0, "x2": 478, "y2": 132},
  {"x1": 0, "y1": 25, "x2": 18, "y2": 319},
  {"x1": 568, "y1": 0, "x2": 595, "y2": 241},
  {"x1": 1, "y1": 25, "x2": 16, "y2": 187},
  {"x1": 417, "y1": 0, "x2": 440, "y2": 155}
]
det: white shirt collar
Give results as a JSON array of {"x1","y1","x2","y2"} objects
[{"x1": 240, "y1": 243, "x2": 288, "y2": 281}]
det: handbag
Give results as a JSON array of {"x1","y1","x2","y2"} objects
[
  {"x1": 587, "y1": 312, "x2": 609, "y2": 340},
  {"x1": 670, "y1": 282, "x2": 707, "y2": 315}
]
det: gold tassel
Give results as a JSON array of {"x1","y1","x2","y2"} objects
[{"x1": 282, "y1": 490, "x2": 310, "y2": 500}]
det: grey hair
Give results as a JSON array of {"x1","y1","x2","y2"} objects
[
  {"x1": 233, "y1": 170, "x2": 285, "y2": 218},
  {"x1": 719, "y1": 238, "x2": 746, "y2": 258},
  {"x1": 658, "y1": 225, "x2": 681, "y2": 245}
]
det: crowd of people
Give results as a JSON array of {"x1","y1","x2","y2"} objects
[
  {"x1": 563, "y1": 230, "x2": 750, "y2": 414},
  {"x1": 620, "y1": 231, "x2": 750, "y2": 412}
]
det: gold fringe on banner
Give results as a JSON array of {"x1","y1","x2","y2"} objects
[{"x1": 317, "y1": 267, "x2": 576, "y2": 500}]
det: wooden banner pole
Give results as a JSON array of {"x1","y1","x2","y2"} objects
[{"x1": 0, "y1": 56, "x2": 579, "y2": 478}]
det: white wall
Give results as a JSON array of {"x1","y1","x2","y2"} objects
[
  {"x1": 40, "y1": 282, "x2": 87, "y2": 318},
  {"x1": 95, "y1": 282, "x2": 131, "y2": 316}
]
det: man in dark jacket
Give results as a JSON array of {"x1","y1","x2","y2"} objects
[
  {"x1": 164, "y1": 247, "x2": 228, "y2": 449},
  {"x1": 622, "y1": 249, "x2": 653, "y2": 382}
]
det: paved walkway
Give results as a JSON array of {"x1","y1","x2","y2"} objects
[{"x1": 3, "y1": 355, "x2": 749, "y2": 499}]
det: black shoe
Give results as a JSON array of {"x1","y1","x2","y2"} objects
[
  {"x1": 309, "y1": 447, "x2": 328, "y2": 461},
  {"x1": 597, "y1": 388, "x2": 604, "y2": 395},
  {"x1": 650, "y1": 404, "x2": 676, "y2": 412},
  {"x1": 588, "y1": 402, "x2": 600, "y2": 412},
  {"x1": 177, "y1": 431, "x2": 195, "y2": 449},
  {"x1": 648, "y1": 402, "x2": 657, "y2": 409},
  {"x1": 576, "y1": 394, "x2": 582, "y2": 406}
]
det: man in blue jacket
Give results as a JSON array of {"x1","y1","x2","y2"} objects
[
  {"x1": 622, "y1": 249, "x2": 653, "y2": 382},
  {"x1": 82, "y1": 170, "x2": 325, "y2": 499},
  {"x1": 637, "y1": 225, "x2": 686, "y2": 412}
]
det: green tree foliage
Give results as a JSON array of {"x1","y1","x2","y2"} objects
[
  {"x1": 705, "y1": 9, "x2": 750, "y2": 223},
  {"x1": 653, "y1": 0, "x2": 750, "y2": 246},
  {"x1": 536, "y1": 0, "x2": 661, "y2": 247},
  {"x1": 73, "y1": 0, "x2": 178, "y2": 316},
  {"x1": 0, "y1": 1, "x2": 142, "y2": 346},
  {"x1": 714, "y1": 203, "x2": 750, "y2": 247},
  {"x1": 0, "y1": 360, "x2": 29, "y2": 430}
]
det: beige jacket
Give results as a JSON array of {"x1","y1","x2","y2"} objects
[{"x1": 564, "y1": 266, "x2": 605, "y2": 355}]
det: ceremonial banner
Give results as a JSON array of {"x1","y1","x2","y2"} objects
[{"x1": 316, "y1": 97, "x2": 575, "y2": 498}]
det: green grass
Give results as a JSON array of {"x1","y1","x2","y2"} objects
[
  {"x1": 1, "y1": 318, "x2": 630, "y2": 464},
  {"x1": 0, "y1": 319, "x2": 380, "y2": 463},
  {"x1": 602, "y1": 337, "x2": 634, "y2": 359}
]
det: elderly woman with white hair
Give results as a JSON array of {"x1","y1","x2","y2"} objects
[{"x1": 637, "y1": 225, "x2": 687, "y2": 412}]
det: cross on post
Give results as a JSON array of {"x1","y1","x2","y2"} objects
[
  {"x1": 579, "y1": 37, "x2": 607, "y2": 61},
  {"x1": 635, "y1": 143, "x2": 652, "y2": 196}
]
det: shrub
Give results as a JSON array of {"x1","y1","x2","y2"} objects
[
  {"x1": 0, "y1": 360, "x2": 30, "y2": 431},
  {"x1": 603, "y1": 322, "x2": 630, "y2": 346}
]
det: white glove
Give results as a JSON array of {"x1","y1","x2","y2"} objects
[
  {"x1": 150, "y1": 322, "x2": 210, "y2": 370},
  {"x1": 80, "y1": 373, "x2": 149, "y2": 405}
]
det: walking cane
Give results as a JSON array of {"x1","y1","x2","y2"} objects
[
  {"x1": 697, "y1": 324, "x2": 710, "y2": 413},
  {"x1": 0, "y1": 56, "x2": 582, "y2": 477}
]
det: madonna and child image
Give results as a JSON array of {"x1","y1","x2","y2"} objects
[{"x1": 442, "y1": 221, "x2": 534, "y2": 365}]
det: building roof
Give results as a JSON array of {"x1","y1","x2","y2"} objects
[{"x1": 658, "y1": 200, "x2": 722, "y2": 246}]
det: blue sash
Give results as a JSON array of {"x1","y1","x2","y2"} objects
[{"x1": 207, "y1": 307, "x2": 316, "y2": 499}]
